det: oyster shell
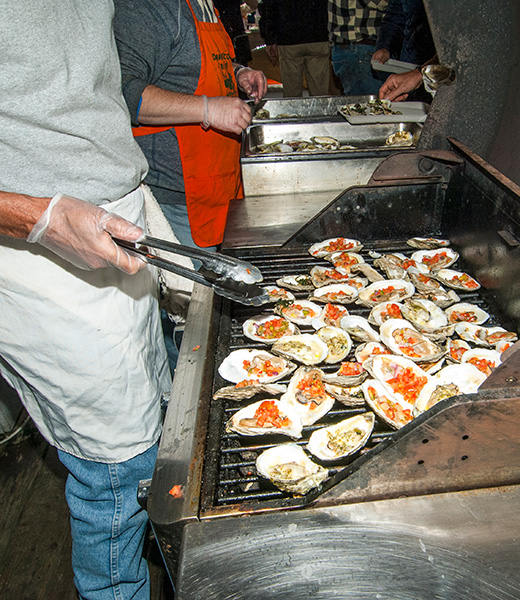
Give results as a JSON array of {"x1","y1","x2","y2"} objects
[
  {"x1": 354, "y1": 341, "x2": 393, "y2": 364},
  {"x1": 323, "y1": 383, "x2": 365, "y2": 407},
  {"x1": 307, "y1": 412, "x2": 375, "y2": 462},
  {"x1": 310, "y1": 265, "x2": 355, "y2": 288},
  {"x1": 357, "y1": 279, "x2": 415, "y2": 307},
  {"x1": 311, "y1": 302, "x2": 350, "y2": 329},
  {"x1": 311, "y1": 135, "x2": 340, "y2": 150},
  {"x1": 407, "y1": 267, "x2": 445, "y2": 294},
  {"x1": 416, "y1": 289, "x2": 461, "y2": 308},
  {"x1": 446, "y1": 338, "x2": 471, "y2": 363},
  {"x1": 386, "y1": 130, "x2": 413, "y2": 147},
  {"x1": 276, "y1": 273, "x2": 315, "y2": 292},
  {"x1": 379, "y1": 318, "x2": 444, "y2": 362},
  {"x1": 496, "y1": 339, "x2": 515, "y2": 353},
  {"x1": 226, "y1": 399, "x2": 302, "y2": 438},
  {"x1": 362, "y1": 379, "x2": 414, "y2": 429},
  {"x1": 434, "y1": 269, "x2": 481, "y2": 291},
  {"x1": 316, "y1": 326, "x2": 352, "y2": 364},
  {"x1": 275, "y1": 299, "x2": 322, "y2": 325},
  {"x1": 256, "y1": 443, "x2": 328, "y2": 495},
  {"x1": 322, "y1": 360, "x2": 367, "y2": 386},
  {"x1": 411, "y1": 248, "x2": 459, "y2": 271},
  {"x1": 414, "y1": 364, "x2": 486, "y2": 415},
  {"x1": 372, "y1": 254, "x2": 409, "y2": 280},
  {"x1": 308, "y1": 283, "x2": 358, "y2": 305},
  {"x1": 213, "y1": 381, "x2": 287, "y2": 401},
  {"x1": 271, "y1": 333, "x2": 329, "y2": 365},
  {"x1": 218, "y1": 348, "x2": 296, "y2": 383},
  {"x1": 325, "y1": 252, "x2": 365, "y2": 275},
  {"x1": 406, "y1": 237, "x2": 450, "y2": 250},
  {"x1": 368, "y1": 301, "x2": 404, "y2": 326},
  {"x1": 340, "y1": 315, "x2": 380, "y2": 343},
  {"x1": 400, "y1": 298, "x2": 451, "y2": 336},
  {"x1": 454, "y1": 323, "x2": 518, "y2": 347},
  {"x1": 262, "y1": 285, "x2": 296, "y2": 303},
  {"x1": 243, "y1": 314, "x2": 298, "y2": 344},
  {"x1": 365, "y1": 354, "x2": 431, "y2": 405},
  {"x1": 445, "y1": 302, "x2": 489, "y2": 325},
  {"x1": 308, "y1": 237, "x2": 363, "y2": 257},
  {"x1": 349, "y1": 262, "x2": 384, "y2": 282},
  {"x1": 461, "y1": 348, "x2": 502, "y2": 376},
  {"x1": 280, "y1": 367, "x2": 336, "y2": 425}
]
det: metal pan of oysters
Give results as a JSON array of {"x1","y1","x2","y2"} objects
[{"x1": 214, "y1": 235, "x2": 517, "y2": 497}]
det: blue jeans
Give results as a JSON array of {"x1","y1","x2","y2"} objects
[
  {"x1": 331, "y1": 43, "x2": 386, "y2": 96},
  {"x1": 58, "y1": 444, "x2": 158, "y2": 600}
]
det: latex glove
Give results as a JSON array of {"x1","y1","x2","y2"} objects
[
  {"x1": 265, "y1": 44, "x2": 279, "y2": 66},
  {"x1": 379, "y1": 69, "x2": 423, "y2": 102},
  {"x1": 206, "y1": 96, "x2": 252, "y2": 134},
  {"x1": 27, "y1": 193, "x2": 146, "y2": 274},
  {"x1": 372, "y1": 48, "x2": 390, "y2": 64},
  {"x1": 235, "y1": 66, "x2": 268, "y2": 101}
]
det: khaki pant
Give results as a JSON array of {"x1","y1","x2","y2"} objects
[{"x1": 278, "y1": 41, "x2": 330, "y2": 97}]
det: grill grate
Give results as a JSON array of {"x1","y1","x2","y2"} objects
[{"x1": 202, "y1": 240, "x2": 500, "y2": 509}]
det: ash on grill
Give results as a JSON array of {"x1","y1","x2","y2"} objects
[{"x1": 208, "y1": 239, "x2": 513, "y2": 507}]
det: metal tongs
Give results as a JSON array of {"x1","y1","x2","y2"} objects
[{"x1": 114, "y1": 235, "x2": 270, "y2": 306}]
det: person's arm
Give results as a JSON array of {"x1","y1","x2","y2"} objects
[
  {"x1": 0, "y1": 190, "x2": 146, "y2": 274},
  {"x1": 379, "y1": 54, "x2": 438, "y2": 101}
]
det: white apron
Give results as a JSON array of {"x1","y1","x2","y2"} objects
[{"x1": 0, "y1": 187, "x2": 171, "y2": 462}]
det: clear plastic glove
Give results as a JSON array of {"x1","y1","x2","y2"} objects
[
  {"x1": 206, "y1": 96, "x2": 252, "y2": 134},
  {"x1": 27, "y1": 193, "x2": 146, "y2": 274},
  {"x1": 235, "y1": 67, "x2": 268, "y2": 101}
]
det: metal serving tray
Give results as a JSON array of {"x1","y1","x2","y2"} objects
[
  {"x1": 243, "y1": 121, "x2": 422, "y2": 158},
  {"x1": 251, "y1": 95, "x2": 375, "y2": 123}
]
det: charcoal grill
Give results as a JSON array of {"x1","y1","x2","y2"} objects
[{"x1": 146, "y1": 137, "x2": 520, "y2": 599}]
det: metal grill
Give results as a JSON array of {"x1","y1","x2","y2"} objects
[{"x1": 201, "y1": 240, "x2": 499, "y2": 509}]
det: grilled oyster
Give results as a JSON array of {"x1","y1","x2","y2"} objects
[
  {"x1": 414, "y1": 364, "x2": 486, "y2": 415},
  {"x1": 322, "y1": 360, "x2": 367, "y2": 386},
  {"x1": 461, "y1": 348, "x2": 502, "y2": 376},
  {"x1": 362, "y1": 379, "x2": 414, "y2": 429},
  {"x1": 340, "y1": 315, "x2": 380, "y2": 343},
  {"x1": 226, "y1": 399, "x2": 302, "y2": 438},
  {"x1": 400, "y1": 298, "x2": 453, "y2": 338},
  {"x1": 368, "y1": 301, "x2": 404, "y2": 326},
  {"x1": 218, "y1": 348, "x2": 296, "y2": 383},
  {"x1": 446, "y1": 338, "x2": 471, "y2": 363},
  {"x1": 372, "y1": 254, "x2": 410, "y2": 280},
  {"x1": 323, "y1": 382, "x2": 365, "y2": 407},
  {"x1": 349, "y1": 262, "x2": 385, "y2": 282},
  {"x1": 262, "y1": 285, "x2": 296, "y2": 303},
  {"x1": 276, "y1": 273, "x2": 315, "y2": 292},
  {"x1": 311, "y1": 135, "x2": 340, "y2": 150},
  {"x1": 365, "y1": 354, "x2": 431, "y2": 405},
  {"x1": 309, "y1": 283, "x2": 358, "y2": 305},
  {"x1": 213, "y1": 381, "x2": 287, "y2": 401},
  {"x1": 275, "y1": 299, "x2": 322, "y2": 326},
  {"x1": 407, "y1": 237, "x2": 451, "y2": 250},
  {"x1": 434, "y1": 269, "x2": 481, "y2": 291},
  {"x1": 308, "y1": 237, "x2": 363, "y2": 258},
  {"x1": 379, "y1": 318, "x2": 444, "y2": 362},
  {"x1": 280, "y1": 367, "x2": 336, "y2": 426},
  {"x1": 316, "y1": 326, "x2": 352, "y2": 364},
  {"x1": 310, "y1": 265, "x2": 355, "y2": 288},
  {"x1": 325, "y1": 252, "x2": 364, "y2": 275},
  {"x1": 256, "y1": 443, "x2": 328, "y2": 495},
  {"x1": 445, "y1": 302, "x2": 490, "y2": 325},
  {"x1": 243, "y1": 314, "x2": 299, "y2": 344},
  {"x1": 454, "y1": 323, "x2": 518, "y2": 347},
  {"x1": 311, "y1": 302, "x2": 350, "y2": 329},
  {"x1": 357, "y1": 279, "x2": 415, "y2": 307},
  {"x1": 307, "y1": 412, "x2": 375, "y2": 462},
  {"x1": 385, "y1": 130, "x2": 413, "y2": 147},
  {"x1": 411, "y1": 248, "x2": 459, "y2": 271},
  {"x1": 271, "y1": 333, "x2": 329, "y2": 365},
  {"x1": 354, "y1": 341, "x2": 393, "y2": 364}
]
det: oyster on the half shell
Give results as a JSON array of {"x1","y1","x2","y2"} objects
[
  {"x1": 218, "y1": 348, "x2": 296, "y2": 383},
  {"x1": 308, "y1": 283, "x2": 358, "y2": 305},
  {"x1": 271, "y1": 333, "x2": 329, "y2": 365},
  {"x1": 411, "y1": 248, "x2": 459, "y2": 271},
  {"x1": 226, "y1": 399, "x2": 302, "y2": 438},
  {"x1": 340, "y1": 315, "x2": 381, "y2": 343},
  {"x1": 243, "y1": 314, "x2": 298, "y2": 344},
  {"x1": 316, "y1": 326, "x2": 352, "y2": 364},
  {"x1": 454, "y1": 323, "x2": 518, "y2": 347},
  {"x1": 275, "y1": 299, "x2": 322, "y2": 325},
  {"x1": 213, "y1": 381, "x2": 287, "y2": 401},
  {"x1": 379, "y1": 318, "x2": 445, "y2": 362},
  {"x1": 362, "y1": 379, "x2": 414, "y2": 429},
  {"x1": 357, "y1": 279, "x2": 415, "y2": 307},
  {"x1": 308, "y1": 237, "x2": 363, "y2": 258},
  {"x1": 256, "y1": 443, "x2": 328, "y2": 495},
  {"x1": 280, "y1": 366, "x2": 336, "y2": 425},
  {"x1": 461, "y1": 348, "x2": 502, "y2": 376},
  {"x1": 434, "y1": 269, "x2": 481, "y2": 291},
  {"x1": 445, "y1": 302, "x2": 489, "y2": 325},
  {"x1": 406, "y1": 237, "x2": 450, "y2": 250}
]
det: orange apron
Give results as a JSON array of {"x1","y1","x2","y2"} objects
[{"x1": 133, "y1": 0, "x2": 243, "y2": 247}]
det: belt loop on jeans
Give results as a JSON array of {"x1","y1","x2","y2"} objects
[{"x1": 336, "y1": 36, "x2": 376, "y2": 48}]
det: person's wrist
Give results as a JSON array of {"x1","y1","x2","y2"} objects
[{"x1": 200, "y1": 95, "x2": 210, "y2": 130}]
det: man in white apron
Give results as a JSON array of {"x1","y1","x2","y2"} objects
[{"x1": 0, "y1": 2, "x2": 171, "y2": 599}]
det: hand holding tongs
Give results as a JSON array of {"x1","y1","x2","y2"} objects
[{"x1": 114, "y1": 235, "x2": 270, "y2": 306}]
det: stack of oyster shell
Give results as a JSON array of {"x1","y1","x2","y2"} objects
[{"x1": 215, "y1": 236, "x2": 517, "y2": 496}]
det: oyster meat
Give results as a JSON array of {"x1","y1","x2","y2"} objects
[
  {"x1": 454, "y1": 323, "x2": 518, "y2": 347},
  {"x1": 226, "y1": 399, "x2": 302, "y2": 438},
  {"x1": 400, "y1": 298, "x2": 452, "y2": 338},
  {"x1": 308, "y1": 237, "x2": 363, "y2": 258},
  {"x1": 316, "y1": 326, "x2": 352, "y2": 364},
  {"x1": 276, "y1": 299, "x2": 322, "y2": 325},
  {"x1": 311, "y1": 302, "x2": 350, "y2": 329},
  {"x1": 411, "y1": 248, "x2": 459, "y2": 271},
  {"x1": 309, "y1": 283, "x2": 358, "y2": 305},
  {"x1": 357, "y1": 279, "x2": 415, "y2": 307},
  {"x1": 461, "y1": 348, "x2": 502, "y2": 376},
  {"x1": 379, "y1": 318, "x2": 444, "y2": 362},
  {"x1": 445, "y1": 302, "x2": 489, "y2": 325},
  {"x1": 340, "y1": 315, "x2": 380, "y2": 343},
  {"x1": 446, "y1": 338, "x2": 471, "y2": 363},
  {"x1": 322, "y1": 360, "x2": 367, "y2": 387},
  {"x1": 323, "y1": 382, "x2": 365, "y2": 407},
  {"x1": 213, "y1": 381, "x2": 287, "y2": 401},
  {"x1": 243, "y1": 314, "x2": 298, "y2": 344},
  {"x1": 325, "y1": 251, "x2": 364, "y2": 275},
  {"x1": 414, "y1": 363, "x2": 486, "y2": 415},
  {"x1": 362, "y1": 379, "x2": 414, "y2": 429},
  {"x1": 310, "y1": 265, "x2": 355, "y2": 288},
  {"x1": 256, "y1": 443, "x2": 328, "y2": 495},
  {"x1": 386, "y1": 130, "x2": 413, "y2": 147},
  {"x1": 262, "y1": 285, "x2": 296, "y2": 303},
  {"x1": 407, "y1": 237, "x2": 451, "y2": 250},
  {"x1": 368, "y1": 301, "x2": 404, "y2": 326},
  {"x1": 355, "y1": 341, "x2": 393, "y2": 364},
  {"x1": 276, "y1": 273, "x2": 315, "y2": 292},
  {"x1": 280, "y1": 367, "x2": 336, "y2": 425},
  {"x1": 271, "y1": 333, "x2": 329, "y2": 365},
  {"x1": 218, "y1": 348, "x2": 296, "y2": 383},
  {"x1": 307, "y1": 412, "x2": 375, "y2": 462},
  {"x1": 434, "y1": 269, "x2": 481, "y2": 291}
]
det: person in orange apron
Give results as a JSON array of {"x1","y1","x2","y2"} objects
[{"x1": 113, "y1": 0, "x2": 267, "y2": 249}]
